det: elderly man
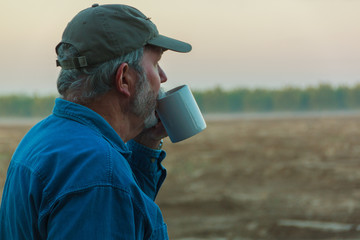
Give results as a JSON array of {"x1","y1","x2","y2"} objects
[{"x1": 0, "y1": 4, "x2": 191, "y2": 239}]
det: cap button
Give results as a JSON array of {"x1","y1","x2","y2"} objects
[{"x1": 92, "y1": 3, "x2": 99, "y2": 7}]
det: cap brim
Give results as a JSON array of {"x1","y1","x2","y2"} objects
[{"x1": 148, "y1": 35, "x2": 192, "y2": 53}]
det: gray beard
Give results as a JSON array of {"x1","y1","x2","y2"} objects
[
  {"x1": 130, "y1": 73, "x2": 159, "y2": 129},
  {"x1": 143, "y1": 87, "x2": 166, "y2": 128}
]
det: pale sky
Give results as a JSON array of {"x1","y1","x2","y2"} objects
[{"x1": 1, "y1": 0, "x2": 360, "y2": 94}]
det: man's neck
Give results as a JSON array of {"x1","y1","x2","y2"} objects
[{"x1": 84, "y1": 91, "x2": 144, "y2": 142}]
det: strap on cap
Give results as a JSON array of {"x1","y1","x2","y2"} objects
[{"x1": 56, "y1": 56, "x2": 88, "y2": 70}]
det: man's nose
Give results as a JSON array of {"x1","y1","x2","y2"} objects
[{"x1": 159, "y1": 65, "x2": 167, "y2": 83}]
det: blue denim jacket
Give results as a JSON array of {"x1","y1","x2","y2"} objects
[{"x1": 0, "y1": 98, "x2": 168, "y2": 239}]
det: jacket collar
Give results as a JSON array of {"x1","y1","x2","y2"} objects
[{"x1": 53, "y1": 98, "x2": 131, "y2": 157}]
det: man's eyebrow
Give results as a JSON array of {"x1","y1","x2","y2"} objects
[
  {"x1": 155, "y1": 48, "x2": 163, "y2": 62},
  {"x1": 156, "y1": 47, "x2": 164, "y2": 55},
  {"x1": 144, "y1": 45, "x2": 164, "y2": 62}
]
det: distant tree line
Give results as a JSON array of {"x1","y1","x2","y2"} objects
[
  {"x1": 193, "y1": 83, "x2": 360, "y2": 113},
  {"x1": 1, "y1": 84, "x2": 360, "y2": 117},
  {"x1": 0, "y1": 95, "x2": 56, "y2": 117}
]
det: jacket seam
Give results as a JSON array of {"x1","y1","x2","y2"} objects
[
  {"x1": 10, "y1": 162, "x2": 51, "y2": 209},
  {"x1": 39, "y1": 184, "x2": 149, "y2": 225}
]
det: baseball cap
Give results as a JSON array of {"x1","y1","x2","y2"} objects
[{"x1": 56, "y1": 4, "x2": 192, "y2": 70}]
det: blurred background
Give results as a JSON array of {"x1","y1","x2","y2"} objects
[
  {"x1": 1, "y1": 0, "x2": 360, "y2": 94},
  {"x1": 1, "y1": 0, "x2": 360, "y2": 239}
]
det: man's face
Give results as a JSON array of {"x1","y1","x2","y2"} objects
[
  {"x1": 141, "y1": 46, "x2": 167, "y2": 94},
  {"x1": 131, "y1": 46, "x2": 167, "y2": 128}
]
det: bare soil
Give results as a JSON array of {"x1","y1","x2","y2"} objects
[{"x1": 1, "y1": 115, "x2": 360, "y2": 239}]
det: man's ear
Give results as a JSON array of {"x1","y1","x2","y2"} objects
[{"x1": 115, "y1": 63, "x2": 134, "y2": 97}]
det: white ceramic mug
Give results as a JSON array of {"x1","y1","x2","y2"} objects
[{"x1": 156, "y1": 85, "x2": 207, "y2": 143}]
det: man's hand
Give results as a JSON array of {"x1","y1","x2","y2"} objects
[{"x1": 134, "y1": 120, "x2": 168, "y2": 149}]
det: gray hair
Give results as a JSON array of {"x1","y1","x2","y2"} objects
[{"x1": 56, "y1": 43, "x2": 144, "y2": 104}]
